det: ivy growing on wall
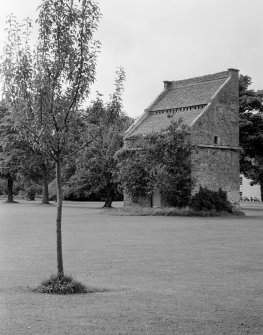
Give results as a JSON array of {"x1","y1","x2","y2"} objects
[{"x1": 117, "y1": 120, "x2": 193, "y2": 207}]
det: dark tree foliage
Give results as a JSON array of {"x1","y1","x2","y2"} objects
[
  {"x1": 117, "y1": 148, "x2": 153, "y2": 200},
  {"x1": 0, "y1": 101, "x2": 24, "y2": 202},
  {"x1": 18, "y1": 154, "x2": 55, "y2": 202},
  {"x1": 117, "y1": 120, "x2": 193, "y2": 207},
  {"x1": 239, "y1": 75, "x2": 263, "y2": 200},
  {"x1": 0, "y1": 101, "x2": 54, "y2": 203}
]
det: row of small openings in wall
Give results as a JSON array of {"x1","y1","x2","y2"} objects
[{"x1": 152, "y1": 104, "x2": 207, "y2": 115}]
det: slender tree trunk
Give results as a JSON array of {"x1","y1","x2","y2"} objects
[
  {"x1": 56, "y1": 157, "x2": 64, "y2": 277},
  {"x1": 260, "y1": 181, "x2": 263, "y2": 202},
  {"x1": 7, "y1": 176, "x2": 14, "y2": 203},
  {"x1": 42, "y1": 165, "x2": 49, "y2": 204},
  {"x1": 103, "y1": 185, "x2": 114, "y2": 208}
]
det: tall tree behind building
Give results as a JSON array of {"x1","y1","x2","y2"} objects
[
  {"x1": 66, "y1": 68, "x2": 133, "y2": 207},
  {"x1": 239, "y1": 75, "x2": 263, "y2": 200}
]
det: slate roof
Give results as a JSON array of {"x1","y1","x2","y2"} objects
[
  {"x1": 151, "y1": 78, "x2": 227, "y2": 111},
  {"x1": 125, "y1": 71, "x2": 230, "y2": 139},
  {"x1": 129, "y1": 107, "x2": 206, "y2": 137}
]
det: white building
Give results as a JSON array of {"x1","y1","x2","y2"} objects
[{"x1": 240, "y1": 175, "x2": 261, "y2": 201}]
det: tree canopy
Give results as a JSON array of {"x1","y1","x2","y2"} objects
[{"x1": 239, "y1": 74, "x2": 263, "y2": 200}]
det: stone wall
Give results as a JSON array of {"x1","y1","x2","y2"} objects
[
  {"x1": 191, "y1": 147, "x2": 240, "y2": 205},
  {"x1": 190, "y1": 69, "x2": 240, "y2": 205}
]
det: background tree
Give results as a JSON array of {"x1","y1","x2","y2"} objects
[
  {"x1": 1, "y1": 0, "x2": 101, "y2": 284},
  {"x1": 0, "y1": 101, "x2": 54, "y2": 203},
  {"x1": 239, "y1": 75, "x2": 263, "y2": 200},
  {"x1": 18, "y1": 152, "x2": 55, "y2": 202},
  {"x1": 66, "y1": 68, "x2": 133, "y2": 207},
  {"x1": 0, "y1": 101, "x2": 24, "y2": 202}
]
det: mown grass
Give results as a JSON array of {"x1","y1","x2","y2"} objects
[{"x1": 1, "y1": 200, "x2": 262, "y2": 335}]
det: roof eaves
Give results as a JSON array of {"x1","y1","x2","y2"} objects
[
  {"x1": 145, "y1": 86, "x2": 167, "y2": 111},
  {"x1": 124, "y1": 111, "x2": 149, "y2": 139},
  {"x1": 125, "y1": 85, "x2": 170, "y2": 139}
]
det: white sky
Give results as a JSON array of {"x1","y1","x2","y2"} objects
[{"x1": 0, "y1": 0, "x2": 263, "y2": 118}]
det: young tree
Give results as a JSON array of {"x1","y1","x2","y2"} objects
[
  {"x1": 1, "y1": 0, "x2": 101, "y2": 281},
  {"x1": 66, "y1": 68, "x2": 133, "y2": 207},
  {"x1": 239, "y1": 75, "x2": 263, "y2": 200}
]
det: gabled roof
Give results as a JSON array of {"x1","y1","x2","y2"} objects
[
  {"x1": 128, "y1": 106, "x2": 207, "y2": 138},
  {"x1": 125, "y1": 70, "x2": 234, "y2": 139},
  {"x1": 151, "y1": 77, "x2": 227, "y2": 111}
]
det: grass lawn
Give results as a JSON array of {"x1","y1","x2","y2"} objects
[{"x1": 0, "y1": 200, "x2": 263, "y2": 334}]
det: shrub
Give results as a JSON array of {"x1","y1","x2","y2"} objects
[
  {"x1": 36, "y1": 275, "x2": 87, "y2": 294},
  {"x1": 189, "y1": 187, "x2": 233, "y2": 213}
]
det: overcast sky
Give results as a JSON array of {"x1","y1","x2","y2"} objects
[{"x1": 0, "y1": 0, "x2": 262, "y2": 118}]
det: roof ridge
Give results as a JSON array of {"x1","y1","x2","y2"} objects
[
  {"x1": 169, "y1": 77, "x2": 228, "y2": 89},
  {"x1": 171, "y1": 76, "x2": 228, "y2": 88},
  {"x1": 165, "y1": 71, "x2": 229, "y2": 88}
]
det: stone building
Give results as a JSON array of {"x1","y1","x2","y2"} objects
[{"x1": 124, "y1": 69, "x2": 240, "y2": 207}]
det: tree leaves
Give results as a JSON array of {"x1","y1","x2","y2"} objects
[
  {"x1": 64, "y1": 68, "x2": 133, "y2": 205},
  {"x1": 239, "y1": 74, "x2": 263, "y2": 199},
  {"x1": 117, "y1": 120, "x2": 192, "y2": 207},
  {"x1": 1, "y1": 0, "x2": 101, "y2": 161}
]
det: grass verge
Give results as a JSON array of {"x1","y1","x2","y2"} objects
[{"x1": 106, "y1": 206, "x2": 245, "y2": 217}]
